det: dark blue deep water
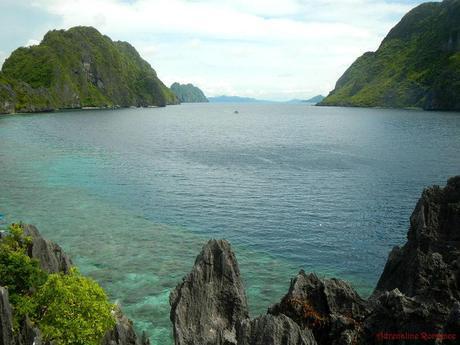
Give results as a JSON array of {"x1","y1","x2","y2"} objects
[{"x1": 0, "y1": 104, "x2": 459, "y2": 344}]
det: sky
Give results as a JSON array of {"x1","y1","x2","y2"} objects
[{"x1": 0, "y1": 0, "x2": 436, "y2": 101}]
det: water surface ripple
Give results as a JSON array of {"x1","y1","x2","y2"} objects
[{"x1": 0, "y1": 104, "x2": 459, "y2": 344}]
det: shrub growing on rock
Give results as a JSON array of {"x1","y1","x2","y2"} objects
[
  {"x1": 0, "y1": 224, "x2": 116, "y2": 344},
  {"x1": 33, "y1": 268, "x2": 116, "y2": 345},
  {"x1": 0, "y1": 224, "x2": 47, "y2": 324}
]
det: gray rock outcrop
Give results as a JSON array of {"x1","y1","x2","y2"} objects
[
  {"x1": 0, "y1": 287, "x2": 14, "y2": 345},
  {"x1": 102, "y1": 310, "x2": 150, "y2": 345},
  {"x1": 171, "y1": 176, "x2": 460, "y2": 345},
  {"x1": 361, "y1": 176, "x2": 460, "y2": 344},
  {"x1": 237, "y1": 314, "x2": 317, "y2": 345},
  {"x1": 0, "y1": 288, "x2": 50, "y2": 345},
  {"x1": 16, "y1": 316, "x2": 50, "y2": 345},
  {"x1": 269, "y1": 272, "x2": 369, "y2": 345},
  {"x1": 363, "y1": 288, "x2": 448, "y2": 344},
  {"x1": 170, "y1": 239, "x2": 249, "y2": 345},
  {"x1": 375, "y1": 176, "x2": 460, "y2": 302},
  {"x1": 22, "y1": 224, "x2": 73, "y2": 274},
  {"x1": 170, "y1": 239, "x2": 317, "y2": 345}
]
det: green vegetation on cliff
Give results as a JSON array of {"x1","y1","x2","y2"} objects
[
  {"x1": 0, "y1": 72, "x2": 55, "y2": 114},
  {"x1": 0, "y1": 224, "x2": 47, "y2": 323},
  {"x1": 170, "y1": 82, "x2": 208, "y2": 103},
  {"x1": 0, "y1": 224, "x2": 115, "y2": 344},
  {"x1": 33, "y1": 268, "x2": 116, "y2": 345},
  {"x1": 0, "y1": 26, "x2": 178, "y2": 114},
  {"x1": 320, "y1": 0, "x2": 460, "y2": 110}
]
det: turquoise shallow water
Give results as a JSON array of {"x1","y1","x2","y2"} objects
[{"x1": 0, "y1": 104, "x2": 459, "y2": 344}]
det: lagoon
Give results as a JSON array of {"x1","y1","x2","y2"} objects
[{"x1": 0, "y1": 104, "x2": 459, "y2": 344}]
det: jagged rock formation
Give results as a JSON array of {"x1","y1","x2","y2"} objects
[
  {"x1": 0, "y1": 300, "x2": 58, "y2": 345},
  {"x1": 375, "y1": 175, "x2": 460, "y2": 301},
  {"x1": 361, "y1": 175, "x2": 460, "y2": 343},
  {"x1": 269, "y1": 272, "x2": 370, "y2": 345},
  {"x1": 22, "y1": 224, "x2": 73, "y2": 274},
  {"x1": 0, "y1": 287, "x2": 14, "y2": 345},
  {"x1": 170, "y1": 239, "x2": 249, "y2": 345},
  {"x1": 320, "y1": 0, "x2": 460, "y2": 110},
  {"x1": 15, "y1": 317, "x2": 49, "y2": 345},
  {"x1": 103, "y1": 311, "x2": 150, "y2": 345},
  {"x1": 362, "y1": 289, "x2": 448, "y2": 344},
  {"x1": 0, "y1": 225, "x2": 148, "y2": 345},
  {"x1": 0, "y1": 289, "x2": 49, "y2": 345},
  {"x1": 170, "y1": 83, "x2": 208, "y2": 103},
  {"x1": 0, "y1": 26, "x2": 178, "y2": 114},
  {"x1": 236, "y1": 314, "x2": 317, "y2": 345},
  {"x1": 171, "y1": 176, "x2": 460, "y2": 345},
  {"x1": 170, "y1": 240, "x2": 317, "y2": 345}
]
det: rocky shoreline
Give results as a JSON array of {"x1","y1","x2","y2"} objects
[
  {"x1": 0, "y1": 104, "x2": 169, "y2": 117},
  {"x1": 170, "y1": 176, "x2": 460, "y2": 345},
  {"x1": 0, "y1": 224, "x2": 149, "y2": 345},
  {"x1": 1, "y1": 177, "x2": 459, "y2": 344}
]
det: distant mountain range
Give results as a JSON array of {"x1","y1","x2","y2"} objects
[
  {"x1": 287, "y1": 95, "x2": 325, "y2": 104},
  {"x1": 304, "y1": 95, "x2": 325, "y2": 104},
  {"x1": 208, "y1": 95, "x2": 273, "y2": 103},
  {"x1": 208, "y1": 95, "x2": 324, "y2": 104},
  {"x1": 320, "y1": 0, "x2": 460, "y2": 110},
  {"x1": 0, "y1": 26, "x2": 178, "y2": 114},
  {"x1": 170, "y1": 82, "x2": 208, "y2": 103}
]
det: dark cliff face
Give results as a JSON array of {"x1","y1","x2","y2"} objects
[
  {"x1": 0, "y1": 26, "x2": 178, "y2": 114},
  {"x1": 0, "y1": 287, "x2": 14, "y2": 345},
  {"x1": 0, "y1": 225, "x2": 149, "y2": 345},
  {"x1": 171, "y1": 176, "x2": 460, "y2": 345},
  {"x1": 363, "y1": 176, "x2": 460, "y2": 343},
  {"x1": 375, "y1": 176, "x2": 460, "y2": 301},
  {"x1": 320, "y1": 0, "x2": 460, "y2": 110},
  {"x1": 0, "y1": 289, "x2": 50, "y2": 345},
  {"x1": 268, "y1": 272, "x2": 370, "y2": 345},
  {"x1": 102, "y1": 310, "x2": 150, "y2": 345}
]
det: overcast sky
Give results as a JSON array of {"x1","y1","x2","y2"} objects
[{"x1": 0, "y1": 0, "x2": 434, "y2": 100}]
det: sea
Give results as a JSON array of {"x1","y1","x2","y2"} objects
[{"x1": 0, "y1": 103, "x2": 459, "y2": 344}]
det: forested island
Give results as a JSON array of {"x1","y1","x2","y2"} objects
[
  {"x1": 0, "y1": 26, "x2": 178, "y2": 114},
  {"x1": 170, "y1": 82, "x2": 208, "y2": 103}
]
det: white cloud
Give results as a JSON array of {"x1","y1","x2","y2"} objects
[
  {"x1": 137, "y1": 45, "x2": 160, "y2": 59},
  {"x1": 32, "y1": 0, "x2": 375, "y2": 42},
  {"x1": 25, "y1": 39, "x2": 41, "y2": 47},
  {"x1": 16, "y1": 0, "x2": 430, "y2": 99}
]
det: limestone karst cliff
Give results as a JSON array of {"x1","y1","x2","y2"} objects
[
  {"x1": 170, "y1": 83, "x2": 208, "y2": 103},
  {"x1": 320, "y1": 0, "x2": 460, "y2": 110},
  {"x1": 0, "y1": 26, "x2": 178, "y2": 114}
]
